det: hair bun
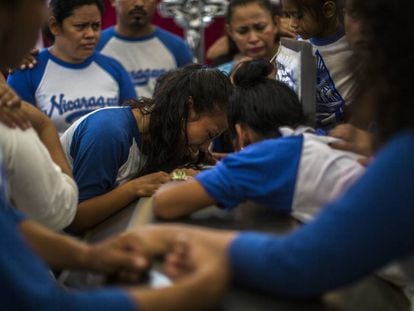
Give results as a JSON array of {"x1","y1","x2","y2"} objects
[{"x1": 232, "y1": 59, "x2": 273, "y2": 87}]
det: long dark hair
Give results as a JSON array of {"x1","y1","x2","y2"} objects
[
  {"x1": 230, "y1": 59, "x2": 306, "y2": 139},
  {"x1": 136, "y1": 64, "x2": 232, "y2": 175},
  {"x1": 347, "y1": 0, "x2": 414, "y2": 144}
]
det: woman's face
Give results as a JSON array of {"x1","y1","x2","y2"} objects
[
  {"x1": 0, "y1": 0, "x2": 45, "y2": 69},
  {"x1": 52, "y1": 4, "x2": 101, "y2": 63},
  {"x1": 227, "y1": 2, "x2": 278, "y2": 60},
  {"x1": 186, "y1": 109, "x2": 228, "y2": 156},
  {"x1": 281, "y1": 0, "x2": 321, "y2": 40}
]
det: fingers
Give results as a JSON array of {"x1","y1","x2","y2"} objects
[
  {"x1": 164, "y1": 235, "x2": 191, "y2": 279},
  {"x1": 328, "y1": 141, "x2": 356, "y2": 152},
  {"x1": 19, "y1": 54, "x2": 37, "y2": 70},
  {"x1": 0, "y1": 107, "x2": 31, "y2": 130},
  {"x1": 329, "y1": 123, "x2": 355, "y2": 140}
]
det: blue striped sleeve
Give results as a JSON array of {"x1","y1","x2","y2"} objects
[
  {"x1": 229, "y1": 131, "x2": 414, "y2": 297},
  {"x1": 196, "y1": 136, "x2": 303, "y2": 213}
]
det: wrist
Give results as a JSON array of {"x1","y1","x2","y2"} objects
[{"x1": 76, "y1": 243, "x2": 93, "y2": 270}]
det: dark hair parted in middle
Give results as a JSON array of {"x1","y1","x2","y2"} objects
[
  {"x1": 138, "y1": 64, "x2": 232, "y2": 175},
  {"x1": 49, "y1": 0, "x2": 104, "y2": 25},
  {"x1": 230, "y1": 59, "x2": 306, "y2": 138}
]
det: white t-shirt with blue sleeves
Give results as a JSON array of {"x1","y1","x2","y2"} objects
[
  {"x1": 97, "y1": 26, "x2": 193, "y2": 98},
  {"x1": 60, "y1": 107, "x2": 143, "y2": 202},
  {"x1": 309, "y1": 31, "x2": 356, "y2": 126},
  {"x1": 7, "y1": 49, "x2": 137, "y2": 133},
  {"x1": 196, "y1": 128, "x2": 365, "y2": 222}
]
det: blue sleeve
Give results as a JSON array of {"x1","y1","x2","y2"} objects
[
  {"x1": 229, "y1": 131, "x2": 414, "y2": 298},
  {"x1": 7, "y1": 50, "x2": 48, "y2": 105},
  {"x1": 4, "y1": 206, "x2": 26, "y2": 223},
  {"x1": 156, "y1": 28, "x2": 193, "y2": 67},
  {"x1": 94, "y1": 53, "x2": 138, "y2": 100},
  {"x1": 216, "y1": 61, "x2": 235, "y2": 76},
  {"x1": 0, "y1": 206, "x2": 135, "y2": 311},
  {"x1": 70, "y1": 117, "x2": 131, "y2": 202},
  {"x1": 7, "y1": 69, "x2": 36, "y2": 104},
  {"x1": 195, "y1": 137, "x2": 302, "y2": 213},
  {"x1": 96, "y1": 27, "x2": 115, "y2": 51}
]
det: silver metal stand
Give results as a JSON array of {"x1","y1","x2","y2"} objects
[{"x1": 158, "y1": 0, "x2": 228, "y2": 63}]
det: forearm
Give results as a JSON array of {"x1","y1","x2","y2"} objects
[
  {"x1": 152, "y1": 180, "x2": 215, "y2": 219},
  {"x1": 19, "y1": 219, "x2": 89, "y2": 270},
  {"x1": 20, "y1": 101, "x2": 72, "y2": 177},
  {"x1": 133, "y1": 224, "x2": 236, "y2": 257},
  {"x1": 69, "y1": 182, "x2": 139, "y2": 233}
]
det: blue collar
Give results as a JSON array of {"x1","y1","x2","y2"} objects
[
  {"x1": 46, "y1": 49, "x2": 96, "y2": 69},
  {"x1": 309, "y1": 28, "x2": 345, "y2": 46},
  {"x1": 113, "y1": 27, "x2": 158, "y2": 42}
]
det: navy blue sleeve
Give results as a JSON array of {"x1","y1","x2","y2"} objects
[
  {"x1": 156, "y1": 28, "x2": 193, "y2": 67},
  {"x1": 96, "y1": 27, "x2": 115, "y2": 51},
  {"x1": 95, "y1": 53, "x2": 138, "y2": 100},
  {"x1": 229, "y1": 131, "x2": 414, "y2": 297},
  {"x1": 195, "y1": 137, "x2": 303, "y2": 213},
  {"x1": 0, "y1": 205, "x2": 135, "y2": 310},
  {"x1": 7, "y1": 68, "x2": 36, "y2": 104},
  {"x1": 70, "y1": 115, "x2": 131, "y2": 202},
  {"x1": 7, "y1": 50, "x2": 48, "y2": 105}
]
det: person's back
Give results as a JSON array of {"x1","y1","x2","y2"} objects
[
  {"x1": 97, "y1": 0, "x2": 192, "y2": 98},
  {"x1": 152, "y1": 60, "x2": 365, "y2": 220}
]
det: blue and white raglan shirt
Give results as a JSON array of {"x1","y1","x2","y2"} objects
[
  {"x1": 217, "y1": 61, "x2": 236, "y2": 76},
  {"x1": 60, "y1": 107, "x2": 143, "y2": 202},
  {"x1": 196, "y1": 128, "x2": 365, "y2": 223},
  {"x1": 276, "y1": 31, "x2": 356, "y2": 129},
  {"x1": 97, "y1": 27, "x2": 193, "y2": 98},
  {"x1": 228, "y1": 131, "x2": 414, "y2": 298},
  {"x1": 0, "y1": 150, "x2": 135, "y2": 310},
  {"x1": 309, "y1": 30, "x2": 356, "y2": 127},
  {"x1": 7, "y1": 49, "x2": 137, "y2": 133}
]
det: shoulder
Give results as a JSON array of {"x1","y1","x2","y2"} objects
[
  {"x1": 92, "y1": 52, "x2": 129, "y2": 77},
  {"x1": 217, "y1": 61, "x2": 235, "y2": 76},
  {"x1": 8, "y1": 49, "x2": 50, "y2": 80},
  {"x1": 154, "y1": 27, "x2": 189, "y2": 50},
  {"x1": 223, "y1": 136, "x2": 304, "y2": 168},
  {"x1": 96, "y1": 26, "x2": 117, "y2": 51}
]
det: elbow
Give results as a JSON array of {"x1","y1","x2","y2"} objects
[
  {"x1": 152, "y1": 192, "x2": 182, "y2": 220},
  {"x1": 65, "y1": 208, "x2": 92, "y2": 235}
]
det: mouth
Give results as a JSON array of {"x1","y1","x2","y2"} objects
[
  {"x1": 129, "y1": 10, "x2": 147, "y2": 18},
  {"x1": 81, "y1": 43, "x2": 96, "y2": 50},
  {"x1": 248, "y1": 47, "x2": 264, "y2": 54}
]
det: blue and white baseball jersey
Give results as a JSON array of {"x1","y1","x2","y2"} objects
[
  {"x1": 309, "y1": 31, "x2": 356, "y2": 127},
  {"x1": 7, "y1": 49, "x2": 137, "y2": 133},
  {"x1": 97, "y1": 26, "x2": 193, "y2": 98},
  {"x1": 196, "y1": 128, "x2": 365, "y2": 222},
  {"x1": 60, "y1": 107, "x2": 144, "y2": 202},
  {"x1": 228, "y1": 131, "x2": 414, "y2": 298}
]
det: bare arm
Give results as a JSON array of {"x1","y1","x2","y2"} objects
[
  {"x1": 20, "y1": 101, "x2": 72, "y2": 177},
  {"x1": 19, "y1": 219, "x2": 148, "y2": 280},
  {"x1": 69, "y1": 172, "x2": 171, "y2": 233},
  {"x1": 152, "y1": 179, "x2": 216, "y2": 220}
]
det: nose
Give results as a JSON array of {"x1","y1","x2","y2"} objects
[
  {"x1": 133, "y1": 0, "x2": 145, "y2": 7},
  {"x1": 288, "y1": 17, "x2": 299, "y2": 31},
  {"x1": 247, "y1": 30, "x2": 260, "y2": 43},
  {"x1": 84, "y1": 25, "x2": 97, "y2": 38}
]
